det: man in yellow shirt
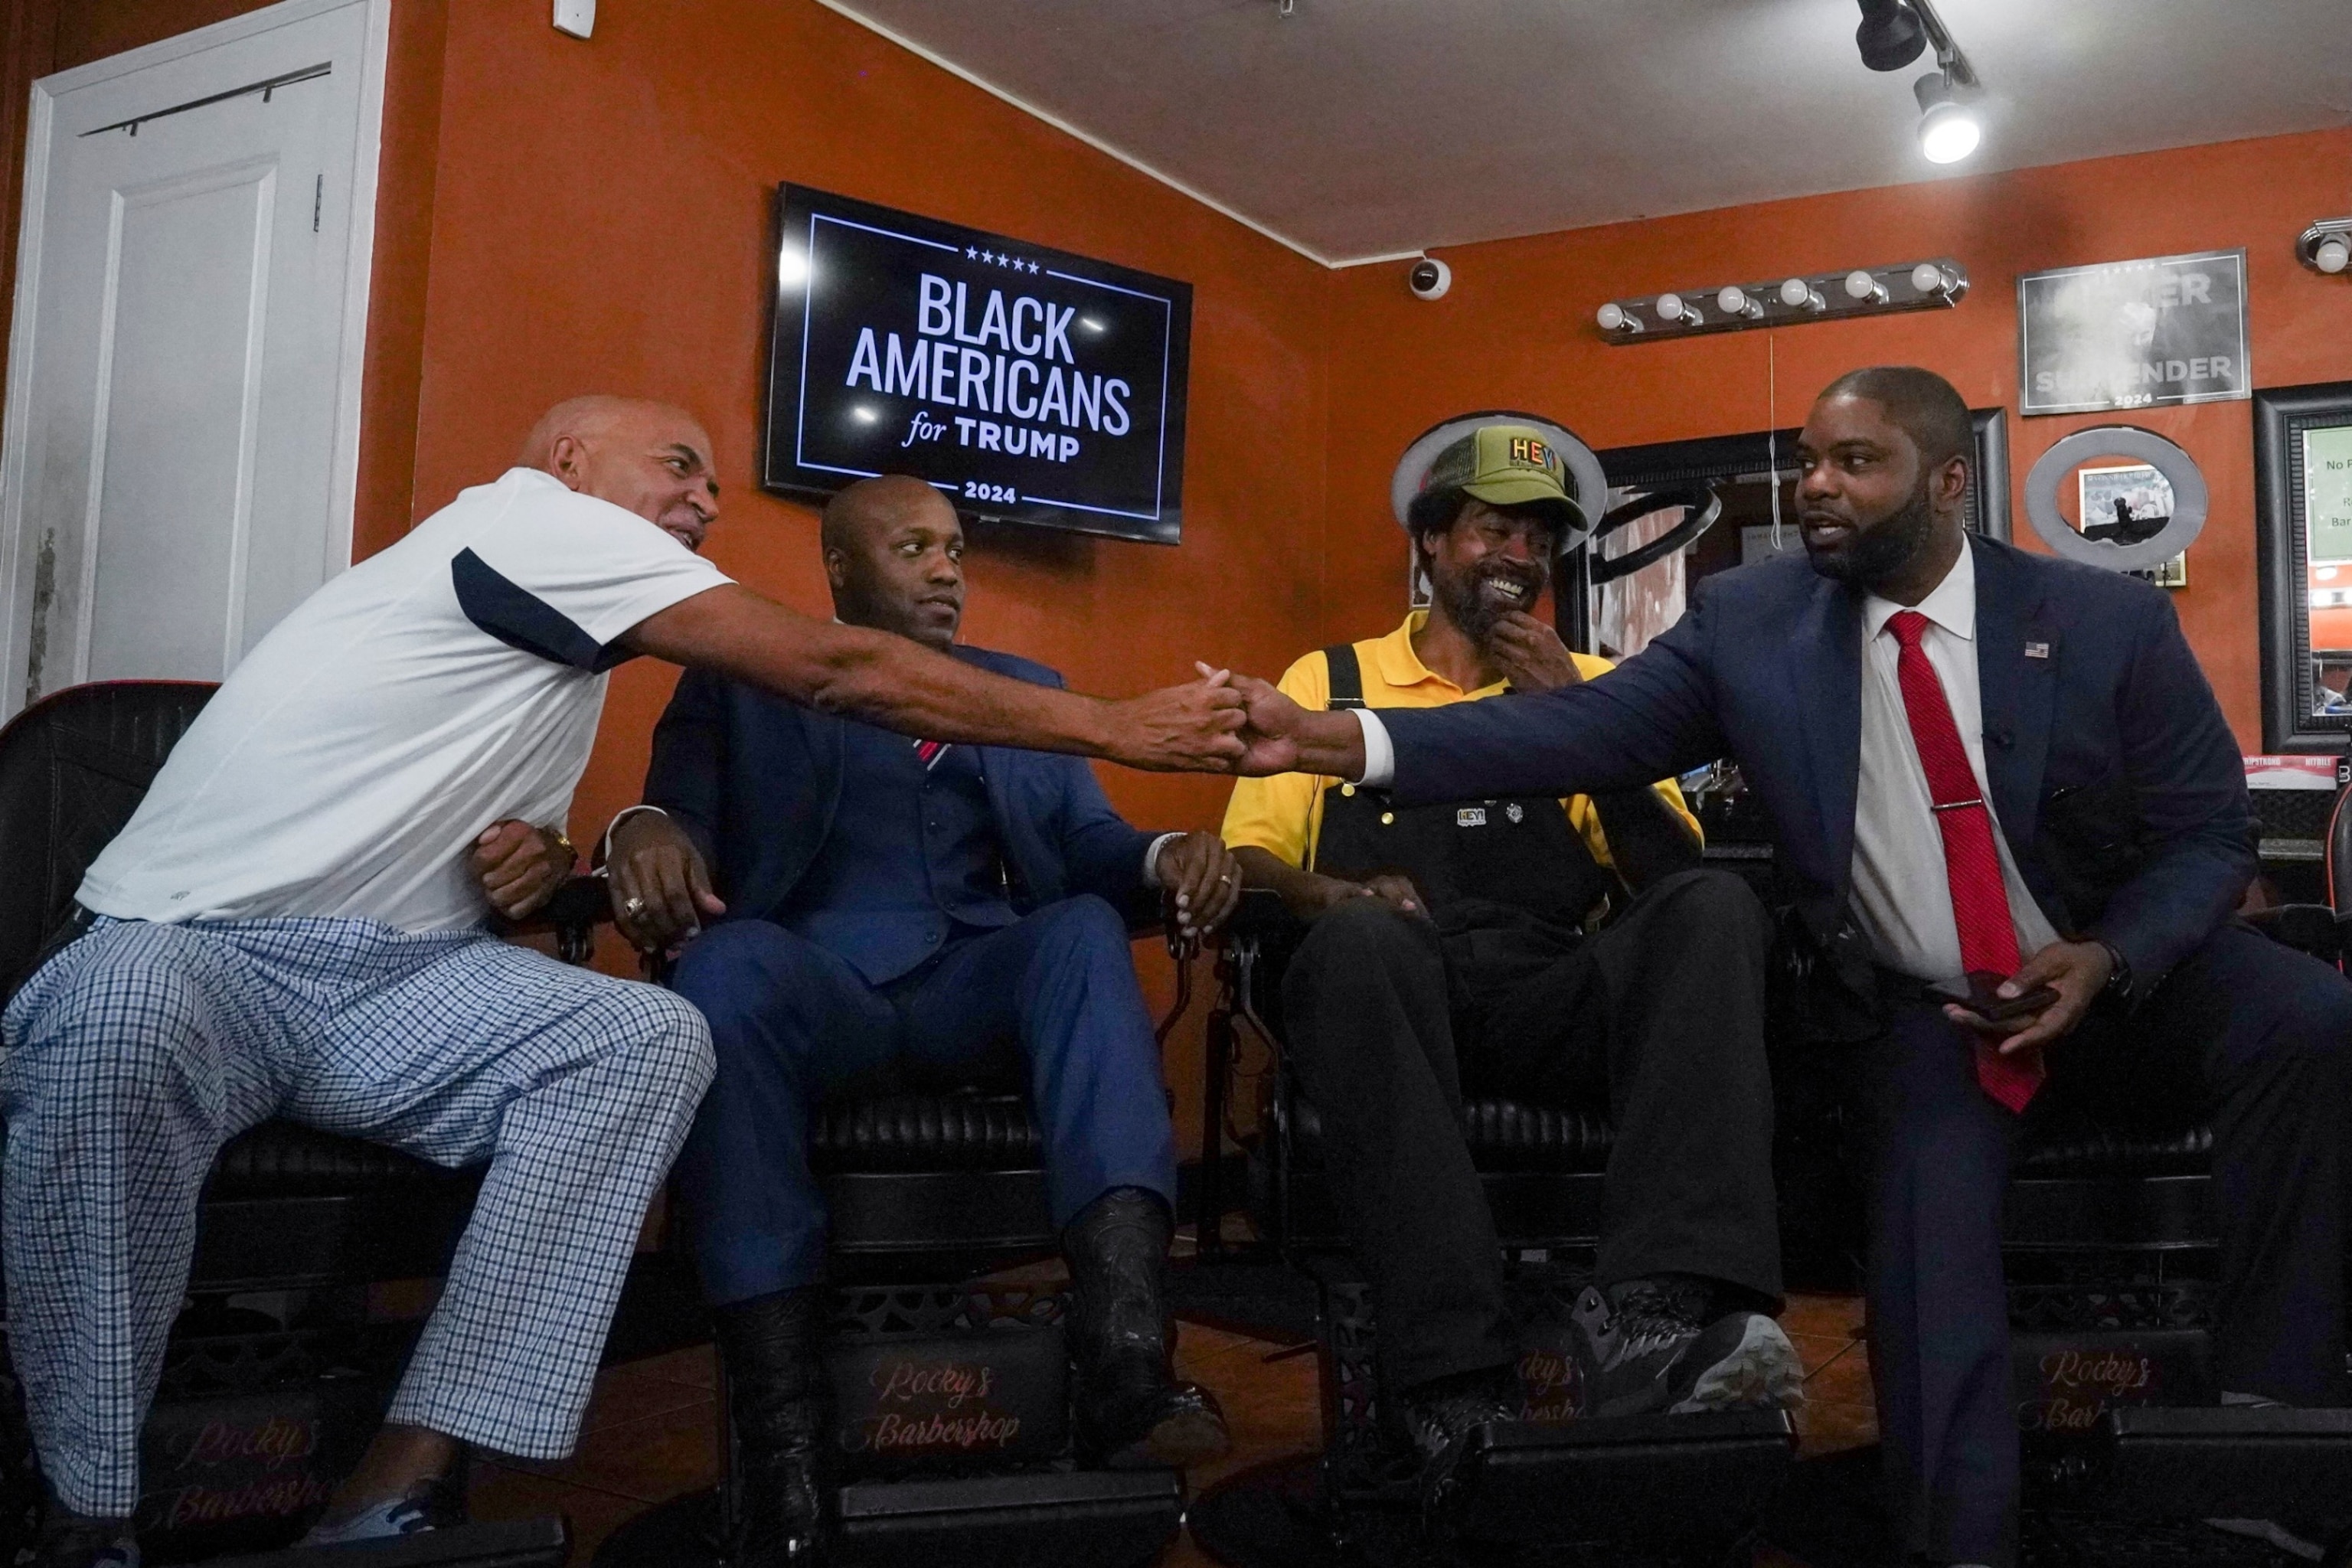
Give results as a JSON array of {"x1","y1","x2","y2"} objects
[{"x1": 1223, "y1": 425, "x2": 1795, "y2": 1485}]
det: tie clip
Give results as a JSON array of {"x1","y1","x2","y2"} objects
[{"x1": 1932, "y1": 797, "x2": 1985, "y2": 812}]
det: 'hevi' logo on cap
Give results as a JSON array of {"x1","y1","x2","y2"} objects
[{"x1": 1508, "y1": 436, "x2": 1551, "y2": 469}]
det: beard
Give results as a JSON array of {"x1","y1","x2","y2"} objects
[
  {"x1": 1430, "y1": 558, "x2": 1540, "y2": 646},
  {"x1": 1805, "y1": 472, "x2": 1939, "y2": 589}
]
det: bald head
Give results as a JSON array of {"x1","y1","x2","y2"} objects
[
  {"x1": 522, "y1": 396, "x2": 720, "y2": 552},
  {"x1": 822, "y1": 475, "x2": 966, "y2": 650}
]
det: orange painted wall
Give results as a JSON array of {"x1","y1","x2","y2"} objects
[{"x1": 1321, "y1": 129, "x2": 2352, "y2": 749}]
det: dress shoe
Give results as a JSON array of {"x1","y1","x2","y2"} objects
[
  {"x1": 714, "y1": 1285, "x2": 831, "y2": 1567},
  {"x1": 1060, "y1": 1187, "x2": 1231, "y2": 1470}
]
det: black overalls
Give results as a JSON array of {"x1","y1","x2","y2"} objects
[{"x1": 1276, "y1": 645, "x2": 1784, "y2": 1396}]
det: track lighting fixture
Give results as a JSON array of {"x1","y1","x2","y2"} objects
[
  {"x1": 1854, "y1": 0, "x2": 1926, "y2": 72},
  {"x1": 1915, "y1": 70, "x2": 1981, "y2": 165},
  {"x1": 1596, "y1": 260, "x2": 1966, "y2": 344},
  {"x1": 1857, "y1": 0, "x2": 1984, "y2": 165}
]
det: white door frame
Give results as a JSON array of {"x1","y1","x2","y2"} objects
[{"x1": 0, "y1": 0, "x2": 391, "y2": 711}]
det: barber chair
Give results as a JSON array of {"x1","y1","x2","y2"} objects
[
  {"x1": 0, "y1": 680, "x2": 599, "y2": 1566},
  {"x1": 1987, "y1": 789, "x2": 2352, "y2": 1560},
  {"x1": 1184, "y1": 892, "x2": 1792, "y2": 1568},
  {"x1": 697, "y1": 1090, "x2": 1184, "y2": 1568},
  {"x1": 611, "y1": 949, "x2": 1192, "y2": 1568}
]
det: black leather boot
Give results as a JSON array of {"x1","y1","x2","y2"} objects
[
  {"x1": 714, "y1": 1286, "x2": 830, "y2": 1568},
  {"x1": 1060, "y1": 1187, "x2": 1230, "y2": 1470}
]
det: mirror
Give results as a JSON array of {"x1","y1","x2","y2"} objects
[
  {"x1": 2023, "y1": 425, "x2": 2207, "y2": 574},
  {"x1": 2256, "y1": 382, "x2": 2352, "y2": 750}
]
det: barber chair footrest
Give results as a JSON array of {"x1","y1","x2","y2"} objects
[
  {"x1": 832, "y1": 1468, "x2": 1181, "y2": 1568},
  {"x1": 1436, "y1": 1410, "x2": 1796, "y2": 1549},
  {"x1": 205, "y1": 1517, "x2": 570, "y2": 1568},
  {"x1": 2053, "y1": 1406, "x2": 2352, "y2": 1521}
]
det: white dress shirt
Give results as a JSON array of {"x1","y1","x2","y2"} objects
[
  {"x1": 1851, "y1": 543, "x2": 2060, "y2": 982},
  {"x1": 1352, "y1": 544, "x2": 2060, "y2": 983}
]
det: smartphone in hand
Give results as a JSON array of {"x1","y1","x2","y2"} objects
[{"x1": 1933, "y1": 969, "x2": 2060, "y2": 1023}]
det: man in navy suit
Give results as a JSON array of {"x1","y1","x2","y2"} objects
[
  {"x1": 611, "y1": 475, "x2": 1240, "y2": 1565},
  {"x1": 1237, "y1": 368, "x2": 2352, "y2": 1567}
]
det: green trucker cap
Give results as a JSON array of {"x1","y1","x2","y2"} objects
[{"x1": 1419, "y1": 423, "x2": 1587, "y2": 530}]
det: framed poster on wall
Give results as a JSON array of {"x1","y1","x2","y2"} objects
[
  {"x1": 761, "y1": 185, "x2": 1194, "y2": 545},
  {"x1": 2254, "y1": 381, "x2": 2352, "y2": 751},
  {"x1": 2017, "y1": 249, "x2": 2249, "y2": 416}
]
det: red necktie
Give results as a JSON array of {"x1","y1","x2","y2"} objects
[{"x1": 1886, "y1": 610, "x2": 2046, "y2": 1112}]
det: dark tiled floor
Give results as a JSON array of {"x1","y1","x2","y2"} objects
[{"x1": 471, "y1": 1266, "x2": 1871, "y2": 1567}]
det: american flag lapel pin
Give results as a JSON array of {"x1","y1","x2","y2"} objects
[{"x1": 2024, "y1": 642, "x2": 2050, "y2": 660}]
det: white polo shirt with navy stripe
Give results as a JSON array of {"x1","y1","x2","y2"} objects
[{"x1": 80, "y1": 466, "x2": 732, "y2": 933}]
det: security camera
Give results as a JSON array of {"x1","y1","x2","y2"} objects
[{"x1": 1408, "y1": 256, "x2": 1452, "y2": 301}]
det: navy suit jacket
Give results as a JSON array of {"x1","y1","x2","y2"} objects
[
  {"x1": 643, "y1": 645, "x2": 1161, "y2": 932},
  {"x1": 1380, "y1": 535, "x2": 2254, "y2": 989}
]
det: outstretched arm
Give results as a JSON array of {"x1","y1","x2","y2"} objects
[
  {"x1": 1382, "y1": 596, "x2": 1726, "y2": 803},
  {"x1": 1230, "y1": 593, "x2": 1729, "y2": 793},
  {"x1": 625, "y1": 584, "x2": 1244, "y2": 773}
]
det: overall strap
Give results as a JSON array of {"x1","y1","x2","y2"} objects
[{"x1": 1322, "y1": 645, "x2": 1365, "y2": 710}]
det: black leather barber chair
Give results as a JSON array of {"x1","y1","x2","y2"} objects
[
  {"x1": 0, "y1": 681, "x2": 596, "y2": 1566},
  {"x1": 1185, "y1": 892, "x2": 1792, "y2": 1568},
  {"x1": 666, "y1": 989, "x2": 1190, "y2": 1566},
  {"x1": 1992, "y1": 789, "x2": 2352, "y2": 1558}
]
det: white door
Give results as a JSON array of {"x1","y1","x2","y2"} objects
[{"x1": 0, "y1": 0, "x2": 387, "y2": 716}]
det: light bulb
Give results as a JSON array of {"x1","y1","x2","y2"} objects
[
  {"x1": 1919, "y1": 102, "x2": 1981, "y2": 164},
  {"x1": 1845, "y1": 270, "x2": 1888, "y2": 303},
  {"x1": 2318, "y1": 235, "x2": 2352, "y2": 275},
  {"x1": 1596, "y1": 302, "x2": 1639, "y2": 332},
  {"x1": 1779, "y1": 277, "x2": 1825, "y2": 311},
  {"x1": 1914, "y1": 70, "x2": 1982, "y2": 165},
  {"x1": 1910, "y1": 263, "x2": 1945, "y2": 294},
  {"x1": 1717, "y1": 285, "x2": 1762, "y2": 318},
  {"x1": 1656, "y1": 292, "x2": 1686, "y2": 321}
]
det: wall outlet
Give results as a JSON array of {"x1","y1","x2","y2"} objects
[{"x1": 554, "y1": 0, "x2": 595, "y2": 39}]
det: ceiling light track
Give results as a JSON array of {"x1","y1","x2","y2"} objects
[
  {"x1": 1595, "y1": 260, "x2": 1966, "y2": 344},
  {"x1": 1855, "y1": 0, "x2": 1985, "y2": 164}
]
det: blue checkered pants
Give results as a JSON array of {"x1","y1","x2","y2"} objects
[{"x1": 0, "y1": 916, "x2": 715, "y2": 1517}]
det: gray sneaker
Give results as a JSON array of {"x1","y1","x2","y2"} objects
[
  {"x1": 1568, "y1": 1280, "x2": 1708, "y2": 1417},
  {"x1": 1666, "y1": 1310, "x2": 1806, "y2": 1413}
]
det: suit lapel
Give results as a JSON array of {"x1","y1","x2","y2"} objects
[
  {"x1": 1792, "y1": 576, "x2": 1864, "y2": 892},
  {"x1": 1969, "y1": 537, "x2": 2056, "y2": 848}
]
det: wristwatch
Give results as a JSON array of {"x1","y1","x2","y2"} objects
[{"x1": 2093, "y1": 938, "x2": 2135, "y2": 1005}]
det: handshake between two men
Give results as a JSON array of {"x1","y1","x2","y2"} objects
[{"x1": 469, "y1": 658, "x2": 1318, "y2": 947}]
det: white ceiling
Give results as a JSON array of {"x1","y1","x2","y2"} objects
[{"x1": 819, "y1": 0, "x2": 2352, "y2": 266}]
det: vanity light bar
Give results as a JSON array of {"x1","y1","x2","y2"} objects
[{"x1": 1594, "y1": 259, "x2": 1968, "y2": 343}]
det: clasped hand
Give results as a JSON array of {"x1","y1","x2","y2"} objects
[{"x1": 1941, "y1": 937, "x2": 2114, "y2": 1054}]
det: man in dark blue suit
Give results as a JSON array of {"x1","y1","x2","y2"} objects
[
  {"x1": 1238, "y1": 368, "x2": 2352, "y2": 1567},
  {"x1": 610, "y1": 475, "x2": 1240, "y2": 1565}
]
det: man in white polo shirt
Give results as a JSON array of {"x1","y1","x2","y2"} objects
[{"x1": 2, "y1": 396, "x2": 1253, "y2": 1568}]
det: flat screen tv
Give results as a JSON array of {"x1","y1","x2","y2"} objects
[{"x1": 762, "y1": 185, "x2": 1194, "y2": 545}]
